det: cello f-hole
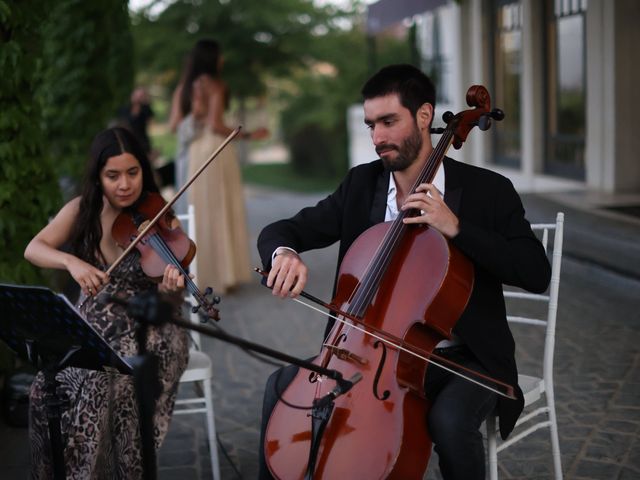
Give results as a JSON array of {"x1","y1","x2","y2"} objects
[{"x1": 373, "y1": 340, "x2": 391, "y2": 401}]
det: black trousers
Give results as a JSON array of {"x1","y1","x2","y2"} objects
[
  {"x1": 424, "y1": 345, "x2": 498, "y2": 480},
  {"x1": 258, "y1": 346, "x2": 497, "y2": 480}
]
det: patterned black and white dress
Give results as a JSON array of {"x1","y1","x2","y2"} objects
[{"x1": 29, "y1": 253, "x2": 189, "y2": 479}]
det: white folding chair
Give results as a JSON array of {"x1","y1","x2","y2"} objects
[
  {"x1": 486, "y1": 212, "x2": 565, "y2": 480},
  {"x1": 174, "y1": 204, "x2": 221, "y2": 480}
]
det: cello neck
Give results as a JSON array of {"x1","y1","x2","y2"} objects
[
  {"x1": 411, "y1": 128, "x2": 454, "y2": 198},
  {"x1": 346, "y1": 128, "x2": 455, "y2": 318}
]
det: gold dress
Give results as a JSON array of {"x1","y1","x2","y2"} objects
[{"x1": 187, "y1": 124, "x2": 251, "y2": 294}]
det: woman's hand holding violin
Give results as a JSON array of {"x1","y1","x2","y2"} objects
[
  {"x1": 67, "y1": 256, "x2": 109, "y2": 296},
  {"x1": 158, "y1": 264, "x2": 187, "y2": 294}
]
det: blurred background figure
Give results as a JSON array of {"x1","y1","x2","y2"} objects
[
  {"x1": 117, "y1": 87, "x2": 155, "y2": 158},
  {"x1": 169, "y1": 38, "x2": 269, "y2": 295}
]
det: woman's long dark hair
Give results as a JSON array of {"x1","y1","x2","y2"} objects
[
  {"x1": 179, "y1": 38, "x2": 221, "y2": 117},
  {"x1": 68, "y1": 127, "x2": 159, "y2": 267}
]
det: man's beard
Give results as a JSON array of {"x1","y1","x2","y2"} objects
[{"x1": 377, "y1": 125, "x2": 423, "y2": 172}]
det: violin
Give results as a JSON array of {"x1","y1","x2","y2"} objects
[
  {"x1": 87, "y1": 127, "x2": 241, "y2": 317},
  {"x1": 111, "y1": 191, "x2": 221, "y2": 321},
  {"x1": 262, "y1": 86, "x2": 507, "y2": 479}
]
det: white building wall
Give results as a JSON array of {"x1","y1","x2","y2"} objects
[
  {"x1": 347, "y1": 104, "x2": 377, "y2": 168},
  {"x1": 349, "y1": 0, "x2": 638, "y2": 195}
]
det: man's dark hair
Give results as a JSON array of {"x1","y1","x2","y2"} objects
[{"x1": 361, "y1": 64, "x2": 436, "y2": 117}]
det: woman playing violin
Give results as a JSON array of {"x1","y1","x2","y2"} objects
[
  {"x1": 257, "y1": 65, "x2": 551, "y2": 480},
  {"x1": 24, "y1": 127, "x2": 189, "y2": 479}
]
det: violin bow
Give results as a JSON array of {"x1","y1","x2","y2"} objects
[
  {"x1": 254, "y1": 268, "x2": 516, "y2": 400},
  {"x1": 105, "y1": 126, "x2": 242, "y2": 276}
]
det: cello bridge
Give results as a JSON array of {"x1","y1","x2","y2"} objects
[{"x1": 322, "y1": 344, "x2": 368, "y2": 366}]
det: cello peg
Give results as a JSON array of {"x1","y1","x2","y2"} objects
[
  {"x1": 491, "y1": 108, "x2": 505, "y2": 121},
  {"x1": 478, "y1": 115, "x2": 491, "y2": 131}
]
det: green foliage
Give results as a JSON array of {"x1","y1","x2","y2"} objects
[
  {"x1": 132, "y1": 1, "x2": 418, "y2": 180},
  {"x1": 0, "y1": 0, "x2": 60, "y2": 286},
  {"x1": 131, "y1": 0, "x2": 339, "y2": 98},
  {"x1": 152, "y1": 130, "x2": 177, "y2": 162},
  {"x1": 241, "y1": 163, "x2": 339, "y2": 192},
  {"x1": 39, "y1": 0, "x2": 134, "y2": 183},
  {"x1": 1, "y1": 0, "x2": 137, "y2": 373},
  {"x1": 1, "y1": 0, "x2": 60, "y2": 373},
  {"x1": 280, "y1": 22, "x2": 415, "y2": 178}
]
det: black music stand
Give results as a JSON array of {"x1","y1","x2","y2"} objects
[{"x1": 0, "y1": 283, "x2": 133, "y2": 480}]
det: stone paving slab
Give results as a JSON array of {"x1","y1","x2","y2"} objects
[{"x1": 1, "y1": 187, "x2": 639, "y2": 480}]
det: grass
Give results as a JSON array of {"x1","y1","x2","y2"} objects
[
  {"x1": 151, "y1": 130, "x2": 177, "y2": 163},
  {"x1": 151, "y1": 129, "x2": 341, "y2": 193},
  {"x1": 241, "y1": 162, "x2": 341, "y2": 193}
]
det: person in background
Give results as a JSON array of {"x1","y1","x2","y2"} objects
[
  {"x1": 24, "y1": 127, "x2": 189, "y2": 479},
  {"x1": 169, "y1": 38, "x2": 268, "y2": 294},
  {"x1": 118, "y1": 86, "x2": 155, "y2": 157}
]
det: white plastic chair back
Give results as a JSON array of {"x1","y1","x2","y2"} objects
[
  {"x1": 175, "y1": 204, "x2": 221, "y2": 479},
  {"x1": 487, "y1": 212, "x2": 565, "y2": 480},
  {"x1": 176, "y1": 204, "x2": 202, "y2": 349}
]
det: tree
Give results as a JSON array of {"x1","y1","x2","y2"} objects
[
  {"x1": 40, "y1": 0, "x2": 134, "y2": 184},
  {"x1": 280, "y1": 16, "x2": 415, "y2": 177},
  {"x1": 132, "y1": 1, "x2": 413, "y2": 178},
  {"x1": 131, "y1": 0, "x2": 344, "y2": 97}
]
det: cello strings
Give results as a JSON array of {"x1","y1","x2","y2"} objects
[
  {"x1": 291, "y1": 296, "x2": 513, "y2": 399},
  {"x1": 351, "y1": 130, "x2": 453, "y2": 316},
  {"x1": 349, "y1": 129, "x2": 454, "y2": 318}
]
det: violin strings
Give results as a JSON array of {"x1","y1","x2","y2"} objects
[
  {"x1": 291, "y1": 296, "x2": 512, "y2": 399},
  {"x1": 147, "y1": 234, "x2": 204, "y2": 303}
]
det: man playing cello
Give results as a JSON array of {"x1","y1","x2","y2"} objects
[{"x1": 257, "y1": 64, "x2": 551, "y2": 480}]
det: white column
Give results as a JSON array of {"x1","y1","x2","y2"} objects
[
  {"x1": 612, "y1": 0, "x2": 640, "y2": 192},
  {"x1": 347, "y1": 104, "x2": 377, "y2": 168},
  {"x1": 461, "y1": 0, "x2": 487, "y2": 167},
  {"x1": 520, "y1": 0, "x2": 545, "y2": 184},
  {"x1": 585, "y1": 0, "x2": 614, "y2": 191},
  {"x1": 586, "y1": 0, "x2": 640, "y2": 193}
]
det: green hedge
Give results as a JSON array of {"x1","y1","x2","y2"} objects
[{"x1": 0, "y1": 0, "x2": 133, "y2": 374}]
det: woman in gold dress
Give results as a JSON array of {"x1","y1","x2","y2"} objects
[{"x1": 169, "y1": 39, "x2": 268, "y2": 294}]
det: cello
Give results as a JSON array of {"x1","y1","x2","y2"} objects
[{"x1": 263, "y1": 86, "x2": 509, "y2": 479}]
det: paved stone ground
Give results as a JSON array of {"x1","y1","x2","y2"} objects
[{"x1": 1, "y1": 186, "x2": 639, "y2": 479}]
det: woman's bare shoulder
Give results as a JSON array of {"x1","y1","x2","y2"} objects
[{"x1": 56, "y1": 197, "x2": 82, "y2": 220}]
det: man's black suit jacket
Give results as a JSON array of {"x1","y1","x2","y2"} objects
[{"x1": 258, "y1": 157, "x2": 551, "y2": 439}]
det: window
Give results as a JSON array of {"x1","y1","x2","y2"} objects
[
  {"x1": 545, "y1": 0, "x2": 587, "y2": 179},
  {"x1": 491, "y1": 0, "x2": 522, "y2": 167}
]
